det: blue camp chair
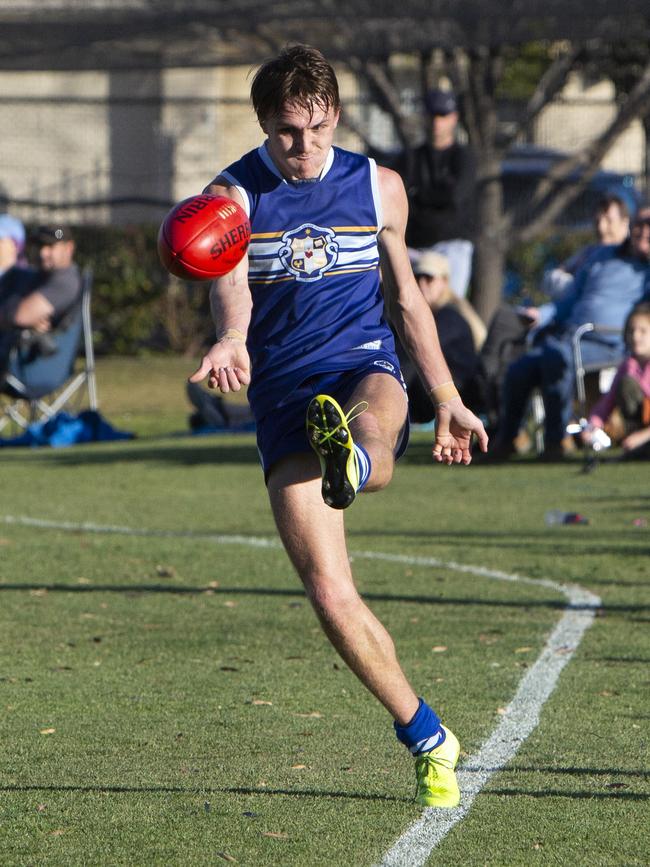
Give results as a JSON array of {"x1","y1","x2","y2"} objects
[{"x1": 0, "y1": 267, "x2": 98, "y2": 433}]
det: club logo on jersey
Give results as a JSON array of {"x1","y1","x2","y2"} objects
[{"x1": 278, "y1": 223, "x2": 338, "y2": 281}]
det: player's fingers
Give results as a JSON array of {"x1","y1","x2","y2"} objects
[
  {"x1": 188, "y1": 357, "x2": 212, "y2": 384},
  {"x1": 213, "y1": 366, "x2": 231, "y2": 393},
  {"x1": 475, "y1": 426, "x2": 489, "y2": 453},
  {"x1": 224, "y1": 367, "x2": 242, "y2": 391},
  {"x1": 234, "y1": 366, "x2": 251, "y2": 386},
  {"x1": 433, "y1": 442, "x2": 452, "y2": 465},
  {"x1": 432, "y1": 441, "x2": 445, "y2": 461}
]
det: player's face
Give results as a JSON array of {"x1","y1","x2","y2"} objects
[
  {"x1": 262, "y1": 102, "x2": 339, "y2": 181},
  {"x1": 627, "y1": 314, "x2": 650, "y2": 362}
]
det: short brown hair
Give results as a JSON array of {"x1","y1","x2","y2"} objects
[
  {"x1": 251, "y1": 44, "x2": 340, "y2": 124},
  {"x1": 625, "y1": 300, "x2": 650, "y2": 346},
  {"x1": 596, "y1": 194, "x2": 630, "y2": 220}
]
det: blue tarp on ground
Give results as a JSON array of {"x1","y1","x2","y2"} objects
[{"x1": 0, "y1": 410, "x2": 134, "y2": 448}]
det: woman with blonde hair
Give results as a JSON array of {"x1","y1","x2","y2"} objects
[{"x1": 395, "y1": 251, "x2": 485, "y2": 423}]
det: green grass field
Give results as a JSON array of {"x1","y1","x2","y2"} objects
[{"x1": 0, "y1": 358, "x2": 648, "y2": 865}]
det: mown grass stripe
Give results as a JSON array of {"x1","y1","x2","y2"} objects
[{"x1": 2, "y1": 514, "x2": 600, "y2": 866}]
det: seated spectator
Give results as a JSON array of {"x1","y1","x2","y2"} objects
[
  {"x1": 0, "y1": 214, "x2": 28, "y2": 276},
  {"x1": 0, "y1": 214, "x2": 34, "y2": 371},
  {"x1": 582, "y1": 301, "x2": 650, "y2": 458},
  {"x1": 186, "y1": 380, "x2": 255, "y2": 432},
  {"x1": 0, "y1": 223, "x2": 82, "y2": 377},
  {"x1": 414, "y1": 251, "x2": 486, "y2": 350},
  {"x1": 477, "y1": 303, "x2": 535, "y2": 434},
  {"x1": 542, "y1": 192, "x2": 633, "y2": 298},
  {"x1": 395, "y1": 251, "x2": 482, "y2": 423},
  {"x1": 489, "y1": 207, "x2": 650, "y2": 460}
]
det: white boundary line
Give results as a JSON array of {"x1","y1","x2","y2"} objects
[{"x1": 2, "y1": 515, "x2": 600, "y2": 865}]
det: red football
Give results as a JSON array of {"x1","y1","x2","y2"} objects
[{"x1": 157, "y1": 194, "x2": 251, "y2": 280}]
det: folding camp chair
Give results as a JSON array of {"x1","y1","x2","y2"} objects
[
  {"x1": 0, "y1": 267, "x2": 98, "y2": 433},
  {"x1": 571, "y1": 322, "x2": 623, "y2": 422},
  {"x1": 529, "y1": 322, "x2": 623, "y2": 453}
]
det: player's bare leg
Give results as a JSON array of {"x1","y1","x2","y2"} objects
[
  {"x1": 268, "y1": 450, "x2": 461, "y2": 806},
  {"x1": 267, "y1": 453, "x2": 419, "y2": 725},
  {"x1": 306, "y1": 373, "x2": 408, "y2": 508},
  {"x1": 344, "y1": 372, "x2": 408, "y2": 491}
]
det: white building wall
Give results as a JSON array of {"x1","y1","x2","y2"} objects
[
  {"x1": 534, "y1": 73, "x2": 644, "y2": 175},
  {"x1": 0, "y1": 64, "x2": 642, "y2": 226}
]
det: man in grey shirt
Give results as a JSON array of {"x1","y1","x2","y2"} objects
[{"x1": 0, "y1": 223, "x2": 82, "y2": 374}]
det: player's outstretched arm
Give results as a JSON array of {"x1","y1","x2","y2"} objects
[
  {"x1": 190, "y1": 176, "x2": 254, "y2": 393},
  {"x1": 189, "y1": 258, "x2": 253, "y2": 393}
]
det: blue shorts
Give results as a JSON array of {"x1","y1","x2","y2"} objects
[{"x1": 256, "y1": 355, "x2": 410, "y2": 481}]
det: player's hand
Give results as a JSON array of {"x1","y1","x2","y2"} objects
[
  {"x1": 432, "y1": 398, "x2": 488, "y2": 465},
  {"x1": 189, "y1": 339, "x2": 251, "y2": 393}
]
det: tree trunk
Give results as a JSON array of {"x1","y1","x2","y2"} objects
[{"x1": 472, "y1": 166, "x2": 508, "y2": 325}]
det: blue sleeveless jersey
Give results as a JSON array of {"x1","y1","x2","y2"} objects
[{"x1": 221, "y1": 145, "x2": 396, "y2": 418}]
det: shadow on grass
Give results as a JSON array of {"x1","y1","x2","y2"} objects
[
  {"x1": 0, "y1": 782, "x2": 407, "y2": 803},
  {"x1": 2, "y1": 582, "x2": 645, "y2": 615},
  {"x1": 345, "y1": 528, "x2": 649, "y2": 559},
  {"x1": 484, "y1": 787, "x2": 648, "y2": 801},
  {"x1": 508, "y1": 765, "x2": 650, "y2": 778},
  {"x1": 0, "y1": 438, "x2": 260, "y2": 467}
]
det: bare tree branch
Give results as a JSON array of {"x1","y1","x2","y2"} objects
[
  {"x1": 514, "y1": 57, "x2": 650, "y2": 242},
  {"x1": 345, "y1": 56, "x2": 417, "y2": 148},
  {"x1": 504, "y1": 42, "x2": 583, "y2": 148}
]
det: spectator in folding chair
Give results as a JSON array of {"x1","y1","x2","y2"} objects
[
  {"x1": 478, "y1": 193, "x2": 636, "y2": 436},
  {"x1": 0, "y1": 224, "x2": 82, "y2": 381},
  {"x1": 541, "y1": 192, "x2": 634, "y2": 299},
  {"x1": 488, "y1": 207, "x2": 650, "y2": 461}
]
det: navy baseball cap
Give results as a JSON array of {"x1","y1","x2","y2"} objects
[
  {"x1": 425, "y1": 89, "x2": 458, "y2": 116},
  {"x1": 31, "y1": 225, "x2": 74, "y2": 244}
]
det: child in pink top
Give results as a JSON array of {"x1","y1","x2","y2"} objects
[{"x1": 586, "y1": 301, "x2": 650, "y2": 455}]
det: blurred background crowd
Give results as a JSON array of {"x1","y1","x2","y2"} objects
[{"x1": 1, "y1": 1, "x2": 650, "y2": 456}]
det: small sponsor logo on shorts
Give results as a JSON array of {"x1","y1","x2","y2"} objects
[{"x1": 373, "y1": 359, "x2": 395, "y2": 373}]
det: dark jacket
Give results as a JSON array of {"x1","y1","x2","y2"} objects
[
  {"x1": 396, "y1": 305, "x2": 481, "y2": 423},
  {"x1": 400, "y1": 142, "x2": 477, "y2": 247}
]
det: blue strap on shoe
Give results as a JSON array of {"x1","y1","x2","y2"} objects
[{"x1": 394, "y1": 698, "x2": 447, "y2": 756}]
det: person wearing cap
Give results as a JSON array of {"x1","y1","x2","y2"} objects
[
  {"x1": 400, "y1": 87, "x2": 477, "y2": 300},
  {"x1": 395, "y1": 251, "x2": 483, "y2": 423},
  {"x1": 0, "y1": 222, "x2": 81, "y2": 376}
]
